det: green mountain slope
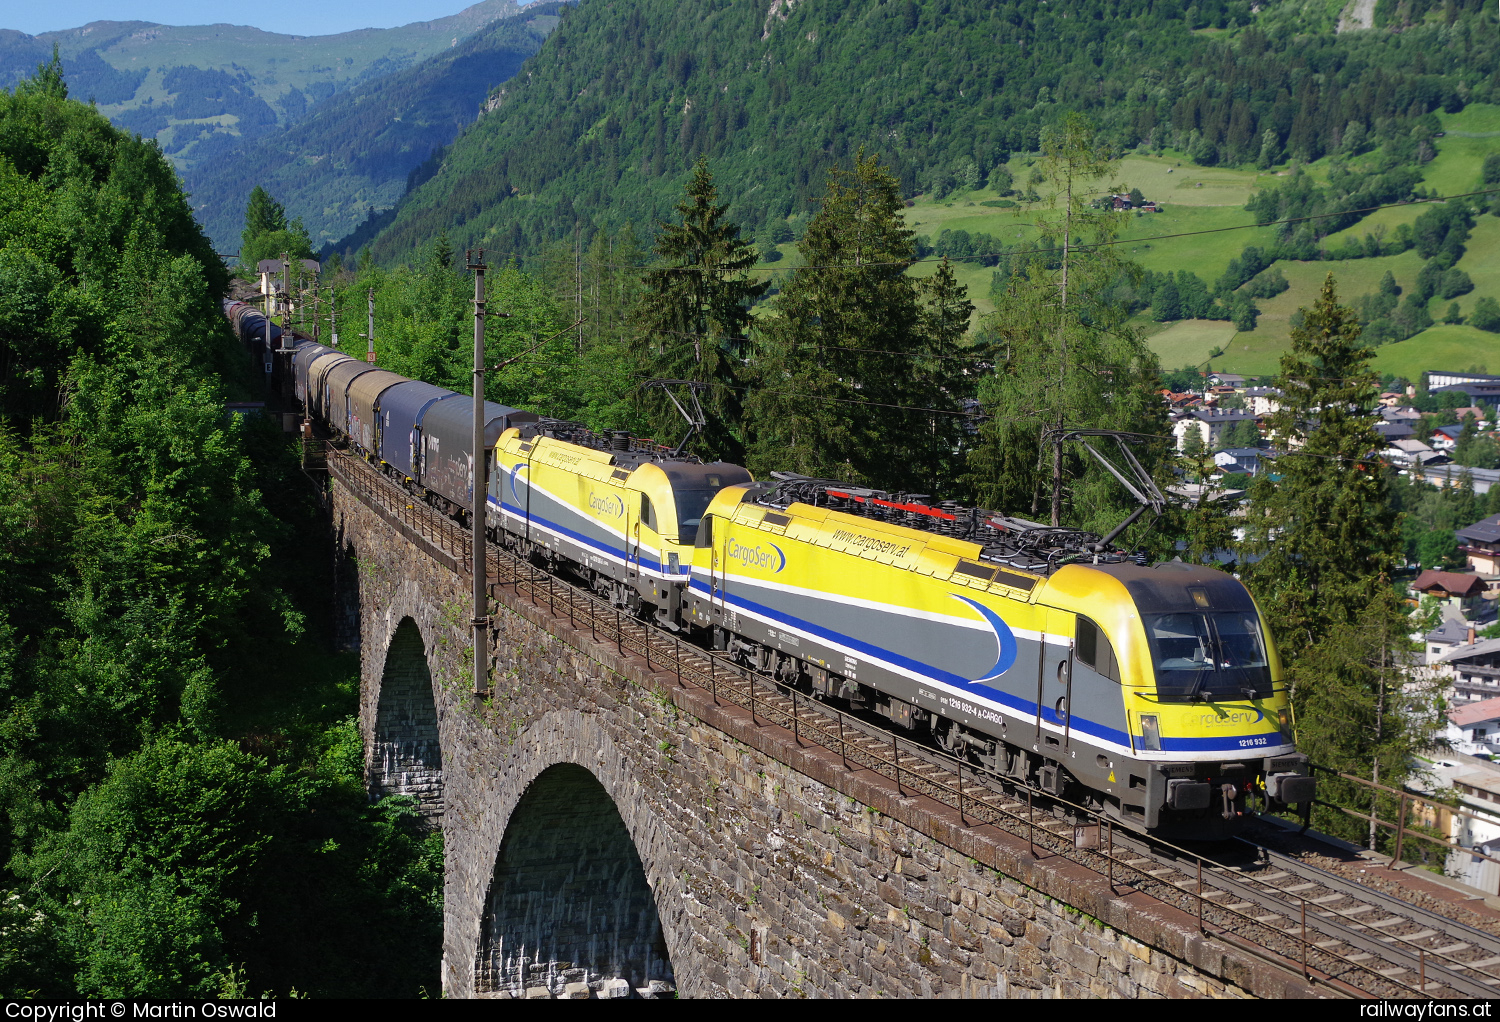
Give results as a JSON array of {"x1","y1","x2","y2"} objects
[
  {"x1": 346, "y1": 0, "x2": 1499, "y2": 266},
  {"x1": 0, "y1": 0, "x2": 522, "y2": 174},
  {"x1": 182, "y1": 5, "x2": 564, "y2": 253}
]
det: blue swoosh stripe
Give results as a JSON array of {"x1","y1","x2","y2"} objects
[
  {"x1": 690, "y1": 579, "x2": 1137, "y2": 749},
  {"x1": 493, "y1": 496, "x2": 689, "y2": 576}
]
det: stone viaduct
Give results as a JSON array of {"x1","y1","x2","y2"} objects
[{"x1": 326, "y1": 454, "x2": 1324, "y2": 1000}]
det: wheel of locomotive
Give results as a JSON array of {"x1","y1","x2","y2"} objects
[{"x1": 933, "y1": 717, "x2": 966, "y2": 760}]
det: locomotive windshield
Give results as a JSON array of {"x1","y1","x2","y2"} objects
[
  {"x1": 662, "y1": 463, "x2": 753, "y2": 544},
  {"x1": 673, "y1": 489, "x2": 719, "y2": 545},
  {"x1": 1145, "y1": 611, "x2": 1273, "y2": 701}
]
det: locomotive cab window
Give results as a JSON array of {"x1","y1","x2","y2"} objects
[
  {"x1": 1075, "y1": 617, "x2": 1120, "y2": 683},
  {"x1": 1146, "y1": 611, "x2": 1272, "y2": 701},
  {"x1": 673, "y1": 489, "x2": 718, "y2": 545},
  {"x1": 695, "y1": 514, "x2": 713, "y2": 548},
  {"x1": 640, "y1": 493, "x2": 659, "y2": 533}
]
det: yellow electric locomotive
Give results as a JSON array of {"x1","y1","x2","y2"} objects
[
  {"x1": 491, "y1": 421, "x2": 750, "y2": 624},
  {"x1": 484, "y1": 420, "x2": 1314, "y2": 839},
  {"x1": 681, "y1": 474, "x2": 1314, "y2": 839}
]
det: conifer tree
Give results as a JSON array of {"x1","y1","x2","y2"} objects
[
  {"x1": 16, "y1": 44, "x2": 66, "y2": 100},
  {"x1": 1245, "y1": 275, "x2": 1397, "y2": 632},
  {"x1": 239, "y1": 186, "x2": 312, "y2": 269},
  {"x1": 964, "y1": 116, "x2": 1166, "y2": 537},
  {"x1": 743, "y1": 150, "x2": 971, "y2": 493},
  {"x1": 634, "y1": 158, "x2": 767, "y2": 461},
  {"x1": 1243, "y1": 275, "x2": 1442, "y2": 845}
]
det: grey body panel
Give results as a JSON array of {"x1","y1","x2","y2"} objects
[
  {"x1": 324, "y1": 360, "x2": 381, "y2": 439},
  {"x1": 418, "y1": 398, "x2": 537, "y2": 511},
  {"x1": 292, "y1": 343, "x2": 338, "y2": 404},
  {"x1": 307, "y1": 352, "x2": 354, "y2": 420}
]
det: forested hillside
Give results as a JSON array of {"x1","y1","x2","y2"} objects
[
  {"x1": 186, "y1": 4, "x2": 565, "y2": 252},
  {"x1": 0, "y1": 61, "x2": 439, "y2": 998},
  {"x1": 344, "y1": 0, "x2": 1500, "y2": 265}
]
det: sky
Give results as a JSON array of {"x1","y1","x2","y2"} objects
[{"x1": 2, "y1": 1, "x2": 483, "y2": 37}]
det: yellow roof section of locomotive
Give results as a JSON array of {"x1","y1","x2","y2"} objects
[
  {"x1": 1039, "y1": 564, "x2": 1152, "y2": 693},
  {"x1": 497, "y1": 430, "x2": 691, "y2": 545},
  {"x1": 717, "y1": 497, "x2": 1045, "y2": 596}
]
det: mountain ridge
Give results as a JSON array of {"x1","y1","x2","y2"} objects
[
  {"x1": 183, "y1": 4, "x2": 565, "y2": 253},
  {"x1": 0, "y1": 0, "x2": 526, "y2": 175},
  {"x1": 341, "y1": 0, "x2": 1499, "y2": 267}
]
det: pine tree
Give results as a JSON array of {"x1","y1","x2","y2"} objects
[
  {"x1": 1242, "y1": 275, "x2": 1441, "y2": 845},
  {"x1": 242, "y1": 187, "x2": 287, "y2": 249},
  {"x1": 744, "y1": 149, "x2": 969, "y2": 493},
  {"x1": 238, "y1": 187, "x2": 311, "y2": 269},
  {"x1": 634, "y1": 158, "x2": 767, "y2": 460}
]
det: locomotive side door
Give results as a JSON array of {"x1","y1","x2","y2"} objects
[
  {"x1": 1035, "y1": 609, "x2": 1074, "y2": 756},
  {"x1": 627, "y1": 491, "x2": 641, "y2": 579}
]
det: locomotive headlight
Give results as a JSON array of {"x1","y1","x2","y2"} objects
[
  {"x1": 1140, "y1": 714, "x2": 1161, "y2": 752},
  {"x1": 1277, "y1": 707, "x2": 1291, "y2": 733}
]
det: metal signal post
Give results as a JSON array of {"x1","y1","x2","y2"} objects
[
  {"x1": 365, "y1": 288, "x2": 376, "y2": 363},
  {"x1": 468, "y1": 250, "x2": 489, "y2": 696}
]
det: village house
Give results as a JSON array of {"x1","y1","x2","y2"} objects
[
  {"x1": 1432, "y1": 424, "x2": 1465, "y2": 451},
  {"x1": 1172, "y1": 406, "x2": 1259, "y2": 452},
  {"x1": 1213, "y1": 447, "x2": 1270, "y2": 476},
  {"x1": 1410, "y1": 463, "x2": 1499, "y2": 495},
  {"x1": 1432, "y1": 635, "x2": 1500, "y2": 704},
  {"x1": 1243, "y1": 386, "x2": 1282, "y2": 417},
  {"x1": 1413, "y1": 570, "x2": 1493, "y2": 623},
  {"x1": 1449, "y1": 698, "x2": 1500, "y2": 756},
  {"x1": 1459, "y1": 515, "x2": 1500, "y2": 575},
  {"x1": 1426, "y1": 613, "x2": 1475, "y2": 663},
  {"x1": 1382, "y1": 405, "x2": 1424, "y2": 430},
  {"x1": 1385, "y1": 438, "x2": 1436, "y2": 465},
  {"x1": 1375, "y1": 420, "x2": 1416, "y2": 444}
]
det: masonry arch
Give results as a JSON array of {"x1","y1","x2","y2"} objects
[
  {"x1": 370, "y1": 616, "x2": 443, "y2": 821},
  {"x1": 473, "y1": 763, "x2": 675, "y2": 998}
]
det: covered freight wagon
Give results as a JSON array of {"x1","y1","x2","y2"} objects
[
  {"x1": 418, "y1": 397, "x2": 537, "y2": 513},
  {"x1": 306, "y1": 352, "x2": 354, "y2": 421},
  {"x1": 376, "y1": 381, "x2": 456, "y2": 480},
  {"x1": 324, "y1": 359, "x2": 382, "y2": 440},
  {"x1": 345, "y1": 369, "x2": 408, "y2": 452},
  {"x1": 291, "y1": 342, "x2": 338, "y2": 405}
]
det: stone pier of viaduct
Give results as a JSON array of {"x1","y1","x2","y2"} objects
[{"x1": 328, "y1": 463, "x2": 1323, "y2": 999}]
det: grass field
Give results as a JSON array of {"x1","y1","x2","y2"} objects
[
  {"x1": 1116, "y1": 204, "x2": 1276, "y2": 282},
  {"x1": 767, "y1": 122, "x2": 1500, "y2": 379},
  {"x1": 1424, "y1": 215, "x2": 1500, "y2": 323},
  {"x1": 1145, "y1": 319, "x2": 1239, "y2": 370},
  {"x1": 1373, "y1": 325, "x2": 1500, "y2": 380},
  {"x1": 1441, "y1": 103, "x2": 1500, "y2": 135}
]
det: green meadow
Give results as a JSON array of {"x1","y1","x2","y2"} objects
[{"x1": 758, "y1": 123, "x2": 1500, "y2": 373}]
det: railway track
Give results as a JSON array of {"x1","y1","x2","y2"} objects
[{"x1": 327, "y1": 444, "x2": 1500, "y2": 1000}]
